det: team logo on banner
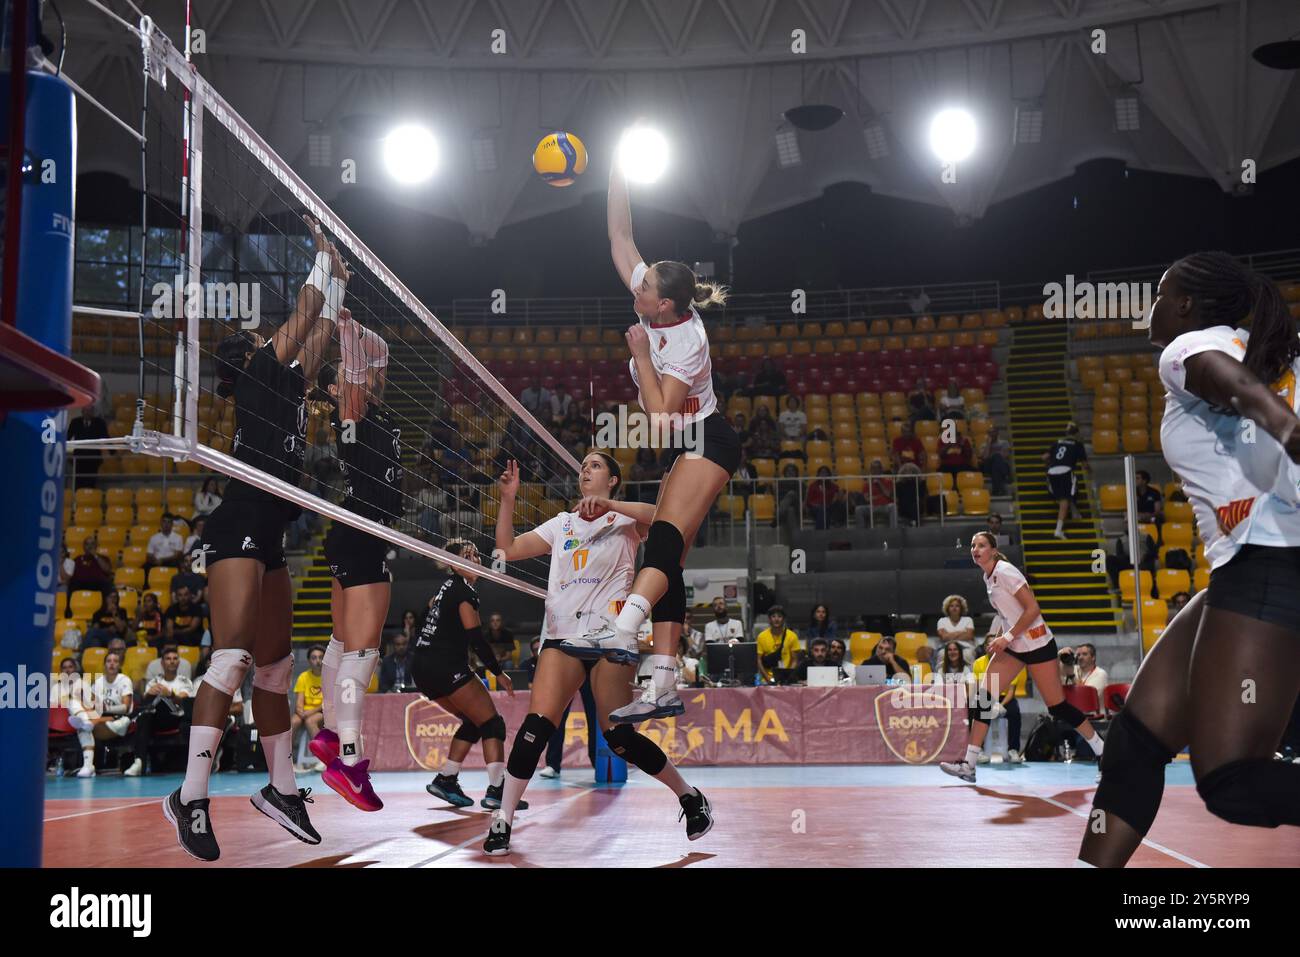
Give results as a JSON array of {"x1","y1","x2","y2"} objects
[
  {"x1": 873, "y1": 686, "x2": 954, "y2": 764},
  {"x1": 404, "y1": 698, "x2": 462, "y2": 771}
]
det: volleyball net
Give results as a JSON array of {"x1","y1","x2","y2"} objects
[{"x1": 65, "y1": 10, "x2": 581, "y2": 599}]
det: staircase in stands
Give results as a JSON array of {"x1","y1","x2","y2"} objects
[{"x1": 1005, "y1": 322, "x2": 1122, "y2": 633}]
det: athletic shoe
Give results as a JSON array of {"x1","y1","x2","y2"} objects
[
  {"x1": 1053, "y1": 530, "x2": 1067, "y2": 540},
  {"x1": 608, "y1": 685, "x2": 685, "y2": 723},
  {"x1": 124, "y1": 758, "x2": 143, "y2": 777},
  {"x1": 76, "y1": 763, "x2": 95, "y2": 778},
  {"x1": 309, "y1": 728, "x2": 340, "y2": 765},
  {"x1": 162, "y1": 788, "x2": 219, "y2": 862},
  {"x1": 678, "y1": 788, "x2": 713, "y2": 841},
  {"x1": 557, "y1": 624, "x2": 639, "y2": 665},
  {"x1": 538, "y1": 766, "x2": 560, "y2": 779},
  {"x1": 311, "y1": 760, "x2": 327, "y2": 772},
  {"x1": 106, "y1": 716, "x2": 130, "y2": 736},
  {"x1": 940, "y1": 760, "x2": 977, "y2": 783},
  {"x1": 426, "y1": 773, "x2": 474, "y2": 808},
  {"x1": 480, "y1": 783, "x2": 528, "y2": 811},
  {"x1": 250, "y1": 785, "x2": 322, "y2": 845},
  {"x1": 1008, "y1": 749, "x2": 1025, "y2": 764},
  {"x1": 483, "y1": 812, "x2": 511, "y2": 856},
  {"x1": 976, "y1": 752, "x2": 990, "y2": 765},
  {"x1": 321, "y1": 758, "x2": 383, "y2": 812}
]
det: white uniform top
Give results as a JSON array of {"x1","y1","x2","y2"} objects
[
  {"x1": 628, "y1": 261, "x2": 717, "y2": 425},
  {"x1": 534, "y1": 509, "x2": 644, "y2": 640},
  {"x1": 983, "y1": 560, "x2": 1052, "y2": 653},
  {"x1": 1159, "y1": 326, "x2": 1300, "y2": 569},
  {"x1": 90, "y1": 673, "x2": 134, "y2": 715},
  {"x1": 704, "y1": 618, "x2": 746, "y2": 642}
]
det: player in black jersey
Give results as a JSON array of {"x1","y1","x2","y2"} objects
[
  {"x1": 1043, "y1": 422, "x2": 1088, "y2": 539},
  {"x1": 309, "y1": 308, "x2": 403, "y2": 812},
  {"x1": 165, "y1": 215, "x2": 343, "y2": 861},
  {"x1": 412, "y1": 540, "x2": 529, "y2": 813}
]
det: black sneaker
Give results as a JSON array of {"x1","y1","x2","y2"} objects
[
  {"x1": 678, "y1": 788, "x2": 713, "y2": 841},
  {"x1": 426, "y1": 773, "x2": 474, "y2": 808},
  {"x1": 250, "y1": 785, "x2": 322, "y2": 845},
  {"x1": 480, "y1": 783, "x2": 528, "y2": 811},
  {"x1": 483, "y1": 813, "x2": 511, "y2": 856},
  {"x1": 162, "y1": 788, "x2": 220, "y2": 862}
]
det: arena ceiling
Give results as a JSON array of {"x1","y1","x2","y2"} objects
[{"x1": 56, "y1": 0, "x2": 1300, "y2": 239}]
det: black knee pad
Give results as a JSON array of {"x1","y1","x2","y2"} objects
[
  {"x1": 653, "y1": 567, "x2": 686, "y2": 625},
  {"x1": 1049, "y1": 700, "x2": 1087, "y2": 728},
  {"x1": 1093, "y1": 709, "x2": 1176, "y2": 836},
  {"x1": 479, "y1": 713, "x2": 506, "y2": 742},
  {"x1": 453, "y1": 719, "x2": 481, "y2": 744},
  {"x1": 506, "y1": 713, "x2": 557, "y2": 780},
  {"x1": 642, "y1": 521, "x2": 684, "y2": 575},
  {"x1": 1196, "y1": 759, "x2": 1296, "y2": 828},
  {"x1": 603, "y1": 723, "x2": 668, "y2": 775}
]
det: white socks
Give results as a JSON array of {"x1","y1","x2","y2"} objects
[
  {"x1": 261, "y1": 730, "x2": 297, "y2": 797},
  {"x1": 965, "y1": 744, "x2": 982, "y2": 766},
  {"x1": 337, "y1": 648, "x2": 379, "y2": 766},
  {"x1": 614, "y1": 594, "x2": 652, "y2": 643},
  {"x1": 321, "y1": 635, "x2": 343, "y2": 731},
  {"x1": 180, "y1": 725, "x2": 224, "y2": 803},
  {"x1": 441, "y1": 759, "x2": 462, "y2": 777},
  {"x1": 1085, "y1": 732, "x2": 1105, "y2": 757},
  {"x1": 1074, "y1": 859, "x2": 1096, "y2": 868},
  {"x1": 487, "y1": 762, "x2": 505, "y2": 788},
  {"x1": 652, "y1": 762, "x2": 694, "y2": 799},
  {"x1": 647, "y1": 655, "x2": 678, "y2": 696},
  {"x1": 501, "y1": 772, "x2": 530, "y2": 826}
]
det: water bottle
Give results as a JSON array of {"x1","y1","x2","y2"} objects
[
  {"x1": 54, "y1": 752, "x2": 65, "y2": 777},
  {"x1": 1062, "y1": 739, "x2": 1074, "y2": 764}
]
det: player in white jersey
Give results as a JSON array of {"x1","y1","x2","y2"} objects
[
  {"x1": 482, "y1": 452, "x2": 713, "y2": 856},
  {"x1": 557, "y1": 152, "x2": 743, "y2": 724},
  {"x1": 939, "y1": 531, "x2": 1105, "y2": 784},
  {"x1": 1079, "y1": 252, "x2": 1300, "y2": 867}
]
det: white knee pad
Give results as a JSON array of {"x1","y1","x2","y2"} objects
[
  {"x1": 204, "y1": 647, "x2": 254, "y2": 697},
  {"x1": 252, "y1": 653, "x2": 294, "y2": 695},
  {"x1": 67, "y1": 711, "x2": 96, "y2": 733}
]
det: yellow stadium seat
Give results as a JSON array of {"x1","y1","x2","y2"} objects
[
  {"x1": 176, "y1": 645, "x2": 201, "y2": 670},
  {"x1": 831, "y1": 421, "x2": 857, "y2": 441},
  {"x1": 850, "y1": 632, "x2": 882, "y2": 663},
  {"x1": 1155, "y1": 569, "x2": 1190, "y2": 598},
  {"x1": 1194, "y1": 567, "x2": 1209, "y2": 591},
  {"x1": 73, "y1": 505, "x2": 102, "y2": 529},
  {"x1": 81, "y1": 647, "x2": 107, "y2": 675},
  {"x1": 73, "y1": 488, "x2": 101, "y2": 508},
  {"x1": 716, "y1": 495, "x2": 746, "y2": 521},
  {"x1": 804, "y1": 392, "x2": 829, "y2": 410},
  {"x1": 892, "y1": 317, "x2": 914, "y2": 334},
  {"x1": 123, "y1": 646, "x2": 154, "y2": 684},
  {"x1": 1093, "y1": 430, "x2": 1119, "y2": 454},
  {"x1": 1119, "y1": 570, "x2": 1152, "y2": 603},
  {"x1": 1079, "y1": 368, "x2": 1106, "y2": 390},
  {"x1": 1142, "y1": 624, "x2": 1165, "y2": 654},
  {"x1": 147, "y1": 566, "x2": 178, "y2": 594},
  {"x1": 926, "y1": 473, "x2": 954, "y2": 495},
  {"x1": 1140, "y1": 598, "x2": 1168, "y2": 628},
  {"x1": 118, "y1": 588, "x2": 138, "y2": 618},
  {"x1": 863, "y1": 438, "x2": 888, "y2": 461},
  {"x1": 776, "y1": 459, "x2": 805, "y2": 477},
  {"x1": 837, "y1": 456, "x2": 862, "y2": 477},
  {"x1": 97, "y1": 524, "x2": 127, "y2": 549},
  {"x1": 1164, "y1": 501, "x2": 1193, "y2": 523},
  {"x1": 70, "y1": 589, "x2": 102, "y2": 620},
  {"x1": 54, "y1": 618, "x2": 85, "y2": 647},
  {"x1": 961, "y1": 488, "x2": 990, "y2": 515},
  {"x1": 955, "y1": 471, "x2": 984, "y2": 491},
  {"x1": 806, "y1": 456, "x2": 833, "y2": 475},
  {"x1": 122, "y1": 544, "x2": 148, "y2": 568},
  {"x1": 1137, "y1": 521, "x2": 1158, "y2": 545},
  {"x1": 847, "y1": 320, "x2": 868, "y2": 336},
  {"x1": 748, "y1": 494, "x2": 775, "y2": 522},
  {"x1": 136, "y1": 486, "x2": 163, "y2": 507},
  {"x1": 136, "y1": 503, "x2": 163, "y2": 525},
  {"x1": 751, "y1": 459, "x2": 776, "y2": 479},
  {"x1": 165, "y1": 487, "x2": 190, "y2": 510},
  {"x1": 860, "y1": 419, "x2": 886, "y2": 438},
  {"x1": 893, "y1": 631, "x2": 929, "y2": 661},
  {"x1": 1162, "y1": 522, "x2": 1194, "y2": 549},
  {"x1": 114, "y1": 566, "x2": 145, "y2": 590},
  {"x1": 833, "y1": 438, "x2": 859, "y2": 459},
  {"x1": 806, "y1": 440, "x2": 831, "y2": 459}
]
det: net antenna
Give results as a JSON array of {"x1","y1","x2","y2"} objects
[{"x1": 62, "y1": 10, "x2": 581, "y2": 599}]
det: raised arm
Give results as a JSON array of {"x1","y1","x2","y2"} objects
[
  {"x1": 608, "y1": 160, "x2": 644, "y2": 289},
  {"x1": 298, "y1": 244, "x2": 351, "y2": 385},
  {"x1": 335, "y1": 306, "x2": 388, "y2": 423},
  {"x1": 1184, "y1": 350, "x2": 1300, "y2": 459},
  {"x1": 494, "y1": 460, "x2": 552, "y2": 561},
  {"x1": 272, "y1": 214, "x2": 332, "y2": 365}
]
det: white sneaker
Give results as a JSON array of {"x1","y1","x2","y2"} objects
[
  {"x1": 124, "y1": 758, "x2": 144, "y2": 777},
  {"x1": 976, "y1": 752, "x2": 990, "y2": 765},
  {"x1": 939, "y1": 760, "x2": 976, "y2": 783},
  {"x1": 608, "y1": 685, "x2": 685, "y2": 723},
  {"x1": 1008, "y1": 749, "x2": 1025, "y2": 764},
  {"x1": 76, "y1": 763, "x2": 95, "y2": 778},
  {"x1": 538, "y1": 766, "x2": 560, "y2": 779},
  {"x1": 312, "y1": 760, "x2": 326, "y2": 772},
  {"x1": 558, "y1": 625, "x2": 639, "y2": 665},
  {"x1": 107, "y1": 716, "x2": 130, "y2": 736},
  {"x1": 1053, "y1": 530, "x2": 1067, "y2": 540}
]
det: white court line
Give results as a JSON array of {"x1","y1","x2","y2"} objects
[
  {"x1": 410, "y1": 784, "x2": 595, "y2": 868},
  {"x1": 45, "y1": 799, "x2": 160, "y2": 823},
  {"x1": 1033, "y1": 794, "x2": 1210, "y2": 869}
]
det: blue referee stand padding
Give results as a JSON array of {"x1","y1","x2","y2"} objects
[{"x1": 593, "y1": 726, "x2": 628, "y2": 783}]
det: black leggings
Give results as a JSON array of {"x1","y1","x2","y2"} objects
[{"x1": 546, "y1": 677, "x2": 598, "y2": 771}]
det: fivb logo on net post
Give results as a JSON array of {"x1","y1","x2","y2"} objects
[{"x1": 1042, "y1": 274, "x2": 1154, "y2": 326}]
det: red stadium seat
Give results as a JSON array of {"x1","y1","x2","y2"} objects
[
  {"x1": 1061, "y1": 685, "x2": 1102, "y2": 718},
  {"x1": 1102, "y1": 683, "x2": 1131, "y2": 715}
]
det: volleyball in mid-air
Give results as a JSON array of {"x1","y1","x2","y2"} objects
[{"x1": 533, "y1": 131, "x2": 587, "y2": 186}]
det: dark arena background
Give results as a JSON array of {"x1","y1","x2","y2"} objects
[{"x1": 2, "y1": 0, "x2": 1300, "y2": 930}]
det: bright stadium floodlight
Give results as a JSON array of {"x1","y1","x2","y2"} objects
[
  {"x1": 382, "y1": 123, "x2": 439, "y2": 184},
  {"x1": 617, "y1": 126, "x2": 669, "y2": 184},
  {"x1": 929, "y1": 108, "x2": 977, "y2": 163}
]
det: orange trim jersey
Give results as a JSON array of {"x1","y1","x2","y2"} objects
[
  {"x1": 627, "y1": 261, "x2": 717, "y2": 426},
  {"x1": 534, "y1": 509, "x2": 645, "y2": 640}
]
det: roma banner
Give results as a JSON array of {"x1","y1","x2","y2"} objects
[{"x1": 363, "y1": 684, "x2": 969, "y2": 770}]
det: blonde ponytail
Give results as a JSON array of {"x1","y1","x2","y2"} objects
[{"x1": 692, "y1": 281, "x2": 729, "y2": 310}]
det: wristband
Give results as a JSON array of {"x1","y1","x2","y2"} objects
[
  {"x1": 304, "y1": 250, "x2": 332, "y2": 296},
  {"x1": 321, "y1": 274, "x2": 346, "y2": 324}
]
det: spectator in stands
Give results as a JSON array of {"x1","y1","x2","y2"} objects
[
  {"x1": 1060, "y1": 643, "x2": 1108, "y2": 694},
  {"x1": 891, "y1": 419, "x2": 925, "y2": 471},
  {"x1": 171, "y1": 558, "x2": 207, "y2": 607},
  {"x1": 756, "y1": 605, "x2": 802, "y2": 683},
  {"x1": 938, "y1": 430, "x2": 974, "y2": 478},
  {"x1": 520, "y1": 381, "x2": 552, "y2": 420},
  {"x1": 483, "y1": 613, "x2": 516, "y2": 668},
  {"x1": 807, "y1": 603, "x2": 837, "y2": 641},
  {"x1": 72, "y1": 649, "x2": 134, "y2": 777},
  {"x1": 747, "y1": 358, "x2": 787, "y2": 398},
  {"x1": 67, "y1": 404, "x2": 109, "y2": 489},
  {"x1": 863, "y1": 636, "x2": 911, "y2": 679},
  {"x1": 827, "y1": 637, "x2": 849, "y2": 672},
  {"x1": 908, "y1": 289, "x2": 931, "y2": 315},
  {"x1": 550, "y1": 385, "x2": 576, "y2": 425},
  {"x1": 705, "y1": 597, "x2": 745, "y2": 643},
  {"x1": 937, "y1": 379, "x2": 966, "y2": 420},
  {"x1": 557, "y1": 405, "x2": 586, "y2": 449},
  {"x1": 986, "y1": 512, "x2": 1006, "y2": 545},
  {"x1": 143, "y1": 644, "x2": 193, "y2": 685},
  {"x1": 731, "y1": 411, "x2": 751, "y2": 452},
  {"x1": 778, "y1": 395, "x2": 808, "y2": 442},
  {"x1": 631, "y1": 447, "x2": 665, "y2": 504},
  {"x1": 676, "y1": 635, "x2": 701, "y2": 688},
  {"x1": 193, "y1": 477, "x2": 222, "y2": 517},
  {"x1": 162, "y1": 584, "x2": 206, "y2": 649},
  {"x1": 806, "y1": 465, "x2": 844, "y2": 529},
  {"x1": 124, "y1": 646, "x2": 193, "y2": 776},
  {"x1": 414, "y1": 469, "x2": 447, "y2": 537},
  {"x1": 978, "y1": 427, "x2": 1012, "y2": 497},
  {"x1": 292, "y1": 645, "x2": 327, "y2": 771},
  {"x1": 1134, "y1": 470, "x2": 1164, "y2": 523},
  {"x1": 67, "y1": 535, "x2": 113, "y2": 598},
  {"x1": 82, "y1": 590, "x2": 129, "y2": 648},
  {"x1": 748, "y1": 406, "x2": 781, "y2": 460},
  {"x1": 59, "y1": 545, "x2": 74, "y2": 589},
  {"x1": 524, "y1": 637, "x2": 543, "y2": 680},
  {"x1": 379, "y1": 631, "x2": 415, "y2": 693},
  {"x1": 895, "y1": 462, "x2": 925, "y2": 526},
  {"x1": 145, "y1": 515, "x2": 184, "y2": 573},
  {"x1": 937, "y1": 641, "x2": 972, "y2": 683},
  {"x1": 936, "y1": 594, "x2": 976, "y2": 659},
  {"x1": 1168, "y1": 591, "x2": 1191, "y2": 616},
  {"x1": 795, "y1": 637, "x2": 831, "y2": 682},
  {"x1": 908, "y1": 379, "x2": 937, "y2": 422},
  {"x1": 776, "y1": 463, "x2": 803, "y2": 538},
  {"x1": 682, "y1": 609, "x2": 706, "y2": 658},
  {"x1": 105, "y1": 635, "x2": 128, "y2": 665},
  {"x1": 182, "y1": 515, "x2": 205, "y2": 562}
]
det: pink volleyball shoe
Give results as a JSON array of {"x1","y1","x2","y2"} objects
[
  {"x1": 309, "y1": 728, "x2": 340, "y2": 765},
  {"x1": 321, "y1": 758, "x2": 383, "y2": 812}
]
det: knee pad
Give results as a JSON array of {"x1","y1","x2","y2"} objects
[
  {"x1": 1049, "y1": 700, "x2": 1087, "y2": 729},
  {"x1": 453, "y1": 718, "x2": 482, "y2": 744},
  {"x1": 203, "y1": 648, "x2": 254, "y2": 697},
  {"x1": 1196, "y1": 759, "x2": 1296, "y2": 828},
  {"x1": 479, "y1": 713, "x2": 507, "y2": 742},
  {"x1": 506, "y1": 713, "x2": 557, "y2": 780},
  {"x1": 642, "y1": 521, "x2": 685, "y2": 576},
  {"x1": 1093, "y1": 709, "x2": 1176, "y2": 836},
  {"x1": 652, "y1": 567, "x2": 686, "y2": 625},
  {"x1": 603, "y1": 723, "x2": 668, "y2": 775},
  {"x1": 252, "y1": 654, "x2": 293, "y2": 695}
]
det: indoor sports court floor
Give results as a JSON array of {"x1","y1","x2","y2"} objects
[{"x1": 42, "y1": 763, "x2": 1299, "y2": 868}]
